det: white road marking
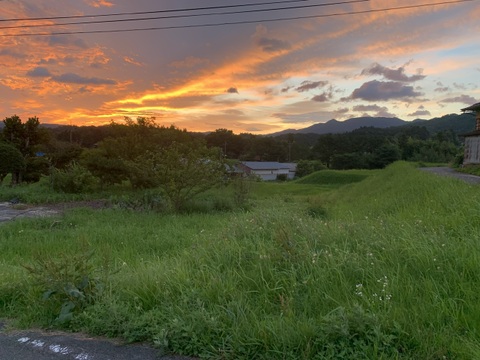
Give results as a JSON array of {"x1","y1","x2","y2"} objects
[{"x1": 49, "y1": 344, "x2": 71, "y2": 355}]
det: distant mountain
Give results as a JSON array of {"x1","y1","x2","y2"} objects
[
  {"x1": 269, "y1": 117, "x2": 407, "y2": 136},
  {"x1": 269, "y1": 114, "x2": 475, "y2": 136}
]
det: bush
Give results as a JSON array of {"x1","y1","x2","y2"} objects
[
  {"x1": 50, "y1": 162, "x2": 97, "y2": 193},
  {"x1": 23, "y1": 156, "x2": 50, "y2": 183}
]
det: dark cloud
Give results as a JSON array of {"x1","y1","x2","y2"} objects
[
  {"x1": 435, "y1": 84, "x2": 450, "y2": 92},
  {"x1": 226, "y1": 87, "x2": 239, "y2": 94},
  {"x1": 353, "y1": 104, "x2": 395, "y2": 117},
  {"x1": 0, "y1": 49, "x2": 27, "y2": 59},
  {"x1": 353, "y1": 104, "x2": 386, "y2": 112},
  {"x1": 440, "y1": 95, "x2": 477, "y2": 105},
  {"x1": 361, "y1": 62, "x2": 425, "y2": 82},
  {"x1": 90, "y1": 62, "x2": 104, "y2": 69},
  {"x1": 296, "y1": 80, "x2": 328, "y2": 93},
  {"x1": 453, "y1": 82, "x2": 467, "y2": 90},
  {"x1": 38, "y1": 58, "x2": 58, "y2": 65},
  {"x1": 311, "y1": 92, "x2": 333, "y2": 102},
  {"x1": 272, "y1": 111, "x2": 334, "y2": 124},
  {"x1": 26, "y1": 67, "x2": 52, "y2": 77},
  {"x1": 48, "y1": 35, "x2": 88, "y2": 49},
  {"x1": 281, "y1": 86, "x2": 293, "y2": 93},
  {"x1": 408, "y1": 109, "x2": 431, "y2": 117},
  {"x1": 335, "y1": 107, "x2": 349, "y2": 114},
  {"x1": 349, "y1": 80, "x2": 422, "y2": 101},
  {"x1": 257, "y1": 37, "x2": 291, "y2": 52},
  {"x1": 52, "y1": 72, "x2": 117, "y2": 85},
  {"x1": 63, "y1": 56, "x2": 76, "y2": 63}
]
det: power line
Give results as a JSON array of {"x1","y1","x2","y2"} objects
[
  {"x1": 0, "y1": 0, "x2": 475, "y2": 37},
  {"x1": 0, "y1": 0, "x2": 369, "y2": 31},
  {"x1": 0, "y1": 0, "x2": 311, "y2": 22}
]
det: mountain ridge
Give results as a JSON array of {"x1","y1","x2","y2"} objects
[{"x1": 268, "y1": 114, "x2": 475, "y2": 136}]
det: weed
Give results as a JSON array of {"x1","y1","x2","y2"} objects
[
  {"x1": 231, "y1": 175, "x2": 252, "y2": 209},
  {"x1": 22, "y1": 248, "x2": 109, "y2": 324},
  {"x1": 111, "y1": 191, "x2": 169, "y2": 212}
]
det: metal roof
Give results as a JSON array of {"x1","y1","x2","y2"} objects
[{"x1": 241, "y1": 161, "x2": 296, "y2": 171}]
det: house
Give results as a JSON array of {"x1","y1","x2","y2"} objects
[
  {"x1": 461, "y1": 102, "x2": 480, "y2": 165},
  {"x1": 237, "y1": 161, "x2": 297, "y2": 181}
]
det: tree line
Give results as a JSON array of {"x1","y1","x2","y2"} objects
[{"x1": 1, "y1": 115, "x2": 461, "y2": 193}]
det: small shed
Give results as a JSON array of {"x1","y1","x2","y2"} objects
[
  {"x1": 461, "y1": 102, "x2": 480, "y2": 165},
  {"x1": 238, "y1": 161, "x2": 297, "y2": 181}
]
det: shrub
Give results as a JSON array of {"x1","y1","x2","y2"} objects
[
  {"x1": 50, "y1": 162, "x2": 97, "y2": 193},
  {"x1": 23, "y1": 156, "x2": 50, "y2": 183}
]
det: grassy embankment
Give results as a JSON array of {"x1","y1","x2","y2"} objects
[{"x1": 1, "y1": 162, "x2": 480, "y2": 359}]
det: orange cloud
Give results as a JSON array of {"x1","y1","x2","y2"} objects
[{"x1": 85, "y1": 0, "x2": 115, "y2": 8}]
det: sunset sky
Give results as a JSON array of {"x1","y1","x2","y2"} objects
[{"x1": 0, "y1": 0, "x2": 479, "y2": 134}]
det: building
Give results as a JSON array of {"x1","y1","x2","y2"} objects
[
  {"x1": 461, "y1": 102, "x2": 480, "y2": 165},
  {"x1": 238, "y1": 161, "x2": 297, "y2": 181}
]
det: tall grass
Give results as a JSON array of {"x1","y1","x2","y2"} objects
[{"x1": 1, "y1": 162, "x2": 480, "y2": 358}]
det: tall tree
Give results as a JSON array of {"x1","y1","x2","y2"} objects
[
  {"x1": 2, "y1": 115, "x2": 44, "y2": 156},
  {"x1": 0, "y1": 142, "x2": 26, "y2": 185}
]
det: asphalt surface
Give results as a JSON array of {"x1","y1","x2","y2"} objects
[
  {"x1": 0, "y1": 321, "x2": 195, "y2": 360},
  {"x1": 419, "y1": 166, "x2": 480, "y2": 184}
]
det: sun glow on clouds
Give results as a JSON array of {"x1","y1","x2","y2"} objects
[{"x1": 0, "y1": 0, "x2": 479, "y2": 132}]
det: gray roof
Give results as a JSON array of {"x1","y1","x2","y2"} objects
[
  {"x1": 241, "y1": 161, "x2": 296, "y2": 171},
  {"x1": 461, "y1": 102, "x2": 480, "y2": 112}
]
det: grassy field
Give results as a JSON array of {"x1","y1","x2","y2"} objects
[{"x1": 1, "y1": 162, "x2": 480, "y2": 359}]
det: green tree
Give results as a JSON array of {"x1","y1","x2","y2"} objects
[
  {"x1": 129, "y1": 142, "x2": 225, "y2": 211},
  {"x1": 295, "y1": 160, "x2": 326, "y2": 177},
  {"x1": 370, "y1": 143, "x2": 401, "y2": 168},
  {"x1": 331, "y1": 152, "x2": 371, "y2": 170},
  {"x1": 81, "y1": 144, "x2": 129, "y2": 187},
  {"x1": 0, "y1": 142, "x2": 26, "y2": 184},
  {"x1": 313, "y1": 134, "x2": 341, "y2": 167},
  {"x1": 2, "y1": 115, "x2": 49, "y2": 183},
  {"x1": 2, "y1": 115, "x2": 44, "y2": 157}
]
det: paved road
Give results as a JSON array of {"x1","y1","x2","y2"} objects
[
  {"x1": 419, "y1": 167, "x2": 480, "y2": 184},
  {"x1": 0, "y1": 321, "x2": 195, "y2": 360}
]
